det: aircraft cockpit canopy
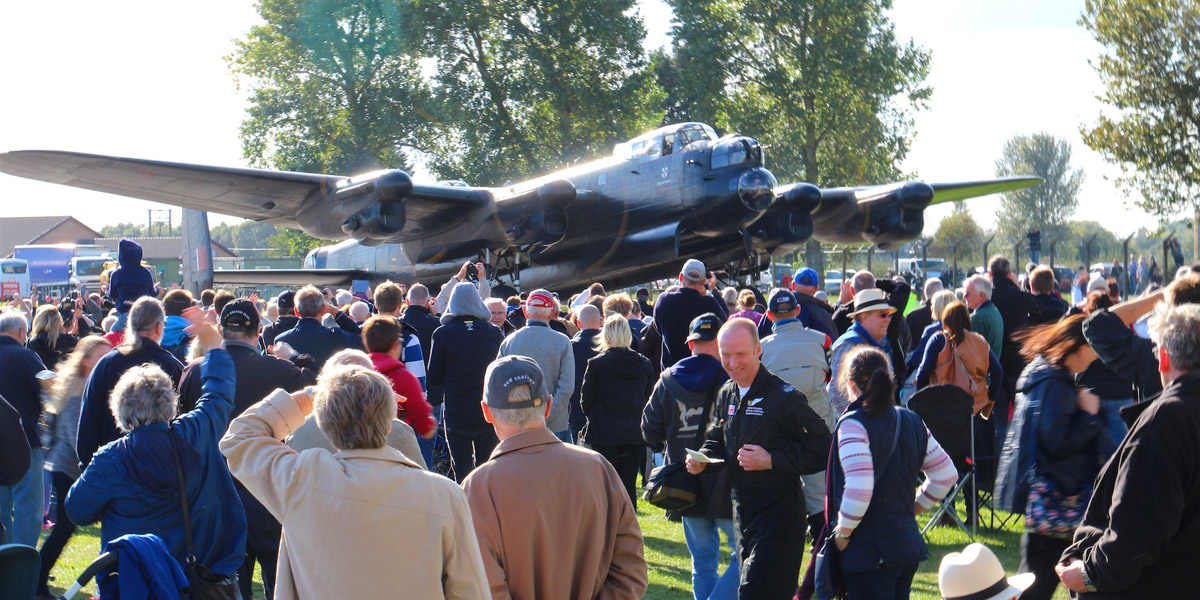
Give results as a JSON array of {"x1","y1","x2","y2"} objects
[{"x1": 614, "y1": 122, "x2": 718, "y2": 160}]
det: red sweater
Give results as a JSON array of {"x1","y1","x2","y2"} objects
[{"x1": 370, "y1": 352, "x2": 436, "y2": 437}]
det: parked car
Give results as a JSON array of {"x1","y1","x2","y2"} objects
[{"x1": 825, "y1": 269, "x2": 846, "y2": 294}]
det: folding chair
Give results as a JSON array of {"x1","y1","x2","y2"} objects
[
  {"x1": 0, "y1": 543, "x2": 40, "y2": 600},
  {"x1": 908, "y1": 384, "x2": 976, "y2": 539}
]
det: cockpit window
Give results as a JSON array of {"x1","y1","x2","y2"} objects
[{"x1": 711, "y1": 139, "x2": 748, "y2": 169}]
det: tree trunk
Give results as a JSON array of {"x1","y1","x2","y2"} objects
[
  {"x1": 1194, "y1": 204, "x2": 1198, "y2": 263},
  {"x1": 804, "y1": 239, "x2": 826, "y2": 278}
]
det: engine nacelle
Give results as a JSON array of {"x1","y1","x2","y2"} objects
[
  {"x1": 499, "y1": 179, "x2": 575, "y2": 246},
  {"x1": 319, "y1": 169, "x2": 412, "y2": 243},
  {"x1": 858, "y1": 181, "x2": 933, "y2": 251}
]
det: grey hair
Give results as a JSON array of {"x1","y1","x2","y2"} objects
[
  {"x1": 1150, "y1": 303, "x2": 1200, "y2": 374},
  {"x1": 487, "y1": 383, "x2": 546, "y2": 428},
  {"x1": 966, "y1": 275, "x2": 993, "y2": 300},
  {"x1": 110, "y1": 363, "x2": 177, "y2": 432},
  {"x1": 407, "y1": 283, "x2": 430, "y2": 307},
  {"x1": 295, "y1": 286, "x2": 325, "y2": 319},
  {"x1": 325, "y1": 348, "x2": 372, "y2": 371},
  {"x1": 349, "y1": 301, "x2": 371, "y2": 322},
  {"x1": 852, "y1": 270, "x2": 876, "y2": 293},
  {"x1": 314, "y1": 365, "x2": 394, "y2": 450},
  {"x1": 101, "y1": 315, "x2": 117, "y2": 333},
  {"x1": 120, "y1": 296, "x2": 165, "y2": 354},
  {"x1": 923, "y1": 277, "x2": 944, "y2": 300},
  {"x1": 930, "y1": 290, "x2": 957, "y2": 322},
  {"x1": 0, "y1": 311, "x2": 29, "y2": 335}
]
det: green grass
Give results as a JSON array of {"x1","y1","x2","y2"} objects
[{"x1": 41, "y1": 490, "x2": 1067, "y2": 600}]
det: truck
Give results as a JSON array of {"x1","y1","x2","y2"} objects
[{"x1": 12, "y1": 244, "x2": 110, "y2": 298}]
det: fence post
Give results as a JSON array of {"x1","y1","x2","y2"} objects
[
  {"x1": 1013, "y1": 239, "x2": 1022, "y2": 270},
  {"x1": 867, "y1": 246, "x2": 874, "y2": 272},
  {"x1": 1085, "y1": 233, "x2": 1098, "y2": 271},
  {"x1": 842, "y1": 248, "x2": 848, "y2": 281},
  {"x1": 1050, "y1": 238, "x2": 1059, "y2": 271},
  {"x1": 982, "y1": 235, "x2": 995, "y2": 270},
  {"x1": 1122, "y1": 233, "x2": 1134, "y2": 297}
]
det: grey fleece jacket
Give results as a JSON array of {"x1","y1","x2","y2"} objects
[{"x1": 497, "y1": 320, "x2": 575, "y2": 433}]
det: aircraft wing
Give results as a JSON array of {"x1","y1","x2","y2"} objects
[
  {"x1": 927, "y1": 176, "x2": 1042, "y2": 205},
  {"x1": 213, "y1": 268, "x2": 368, "y2": 287},
  {"x1": 0, "y1": 150, "x2": 493, "y2": 243}
]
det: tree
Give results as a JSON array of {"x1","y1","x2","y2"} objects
[
  {"x1": 212, "y1": 221, "x2": 281, "y2": 254},
  {"x1": 665, "y1": 0, "x2": 930, "y2": 278},
  {"x1": 1080, "y1": 0, "x2": 1200, "y2": 259},
  {"x1": 227, "y1": 0, "x2": 436, "y2": 174},
  {"x1": 419, "y1": 0, "x2": 664, "y2": 184},
  {"x1": 267, "y1": 227, "x2": 329, "y2": 258},
  {"x1": 994, "y1": 133, "x2": 1084, "y2": 246},
  {"x1": 99, "y1": 223, "x2": 150, "y2": 239},
  {"x1": 928, "y1": 210, "x2": 984, "y2": 267}
]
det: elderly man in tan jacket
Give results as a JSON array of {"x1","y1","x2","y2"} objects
[
  {"x1": 221, "y1": 364, "x2": 489, "y2": 599},
  {"x1": 463, "y1": 355, "x2": 648, "y2": 600}
]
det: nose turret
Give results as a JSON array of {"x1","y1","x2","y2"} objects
[{"x1": 738, "y1": 167, "x2": 778, "y2": 211}]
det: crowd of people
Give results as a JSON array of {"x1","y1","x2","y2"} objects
[{"x1": 1, "y1": 236, "x2": 1198, "y2": 600}]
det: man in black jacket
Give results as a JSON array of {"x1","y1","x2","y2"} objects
[
  {"x1": 261, "y1": 289, "x2": 298, "y2": 348},
  {"x1": 653, "y1": 258, "x2": 728, "y2": 369},
  {"x1": 0, "y1": 313, "x2": 45, "y2": 547},
  {"x1": 568, "y1": 304, "x2": 602, "y2": 441},
  {"x1": 688, "y1": 318, "x2": 832, "y2": 600},
  {"x1": 1059, "y1": 303, "x2": 1200, "y2": 598},
  {"x1": 642, "y1": 313, "x2": 738, "y2": 598},
  {"x1": 178, "y1": 299, "x2": 316, "y2": 600},
  {"x1": 985, "y1": 256, "x2": 1040, "y2": 426},
  {"x1": 0, "y1": 395, "x2": 31, "y2": 545},
  {"x1": 275, "y1": 285, "x2": 363, "y2": 369},
  {"x1": 401, "y1": 283, "x2": 440, "y2": 366}
]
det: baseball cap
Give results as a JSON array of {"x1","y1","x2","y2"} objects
[
  {"x1": 484, "y1": 355, "x2": 548, "y2": 409},
  {"x1": 768, "y1": 289, "x2": 798, "y2": 314},
  {"x1": 795, "y1": 268, "x2": 820, "y2": 288},
  {"x1": 681, "y1": 258, "x2": 706, "y2": 283},
  {"x1": 687, "y1": 312, "x2": 721, "y2": 342},
  {"x1": 220, "y1": 299, "x2": 261, "y2": 330},
  {"x1": 277, "y1": 290, "x2": 296, "y2": 311},
  {"x1": 526, "y1": 289, "x2": 556, "y2": 309}
]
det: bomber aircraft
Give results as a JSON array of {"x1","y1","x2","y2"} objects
[{"x1": 0, "y1": 122, "x2": 1038, "y2": 296}]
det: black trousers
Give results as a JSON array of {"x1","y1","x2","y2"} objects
[
  {"x1": 733, "y1": 486, "x2": 807, "y2": 600},
  {"x1": 38, "y1": 471, "x2": 77, "y2": 596},
  {"x1": 592, "y1": 444, "x2": 643, "y2": 507},
  {"x1": 1020, "y1": 531, "x2": 1070, "y2": 600},
  {"x1": 446, "y1": 427, "x2": 499, "y2": 484},
  {"x1": 236, "y1": 482, "x2": 281, "y2": 600}
]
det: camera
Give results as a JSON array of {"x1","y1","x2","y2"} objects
[{"x1": 465, "y1": 263, "x2": 479, "y2": 284}]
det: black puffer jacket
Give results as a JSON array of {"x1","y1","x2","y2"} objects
[
  {"x1": 1018, "y1": 357, "x2": 1113, "y2": 495},
  {"x1": 580, "y1": 347, "x2": 655, "y2": 445}
]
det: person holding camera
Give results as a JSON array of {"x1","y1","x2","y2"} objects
[
  {"x1": 652, "y1": 258, "x2": 728, "y2": 370},
  {"x1": 435, "y1": 261, "x2": 491, "y2": 315}
]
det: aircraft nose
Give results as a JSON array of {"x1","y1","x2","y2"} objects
[{"x1": 738, "y1": 167, "x2": 778, "y2": 211}]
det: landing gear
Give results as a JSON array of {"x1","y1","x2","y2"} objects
[{"x1": 490, "y1": 246, "x2": 524, "y2": 295}]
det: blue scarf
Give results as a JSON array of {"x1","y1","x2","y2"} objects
[{"x1": 833, "y1": 320, "x2": 889, "y2": 352}]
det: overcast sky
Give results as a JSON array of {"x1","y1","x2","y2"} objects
[{"x1": 0, "y1": 0, "x2": 1160, "y2": 237}]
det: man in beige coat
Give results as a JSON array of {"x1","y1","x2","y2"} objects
[
  {"x1": 462, "y1": 355, "x2": 648, "y2": 599},
  {"x1": 221, "y1": 364, "x2": 489, "y2": 599}
]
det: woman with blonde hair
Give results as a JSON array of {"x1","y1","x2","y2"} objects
[
  {"x1": 580, "y1": 314, "x2": 656, "y2": 505},
  {"x1": 27, "y1": 303, "x2": 73, "y2": 369},
  {"x1": 36, "y1": 335, "x2": 112, "y2": 598},
  {"x1": 913, "y1": 301, "x2": 1003, "y2": 416}
]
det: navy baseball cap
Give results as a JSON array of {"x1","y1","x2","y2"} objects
[
  {"x1": 795, "y1": 268, "x2": 820, "y2": 288},
  {"x1": 768, "y1": 289, "x2": 798, "y2": 314},
  {"x1": 277, "y1": 290, "x2": 296, "y2": 311},
  {"x1": 220, "y1": 299, "x2": 260, "y2": 330},
  {"x1": 687, "y1": 312, "x2": 721, "y2": 342},
  {"x1": 484, "y1": 356, "x2": 548, "y2": 409}
]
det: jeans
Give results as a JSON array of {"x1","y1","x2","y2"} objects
[
  {"x1": 1020, "y1": 531, "x2": 1070, "y2": 600},
  {"x1": 417, "y1": 435, "x2": 436, "y2": 470},
  {"x1": 843, "y1": 561, "x2": 919, "y2": 600},
  {"x1": 1099, "y1": 398, "x2": 1133, "y2": 446},
  {"x1": 681, "y1": 517, "x2": 738, "y2": 600},
  {"x1": 38, "y1": 471, "x2": 78, "y2": 596},
  {"x1": 1030, "y1": 249, "x2": 1041, "y2": 265},
  {"x1": 0, "y1": 447, "x2": 44, "y2": 547}
]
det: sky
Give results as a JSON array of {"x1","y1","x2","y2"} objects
[{"x1": 0, "y1": 0, "x2": 1162, "y2": 237}]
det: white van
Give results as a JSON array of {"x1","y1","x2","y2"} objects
[
  {"x1": 0, "y1": 258, "x2": 31, "y2": 299},
  {"x1": 897, "y1": 258, "x2": 948, "y2": 281}
]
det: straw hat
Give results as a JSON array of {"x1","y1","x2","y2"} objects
[
  {"x1": 847, "y1": 288, "x2": 897, "y2": 317},
  {"x1": 938, "y1": 543, "x2": 1035, "y2": 600}
]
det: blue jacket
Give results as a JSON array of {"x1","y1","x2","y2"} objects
[
  {"x1": 67, "y1": 348, "x2": 246, "y2": 577},
  {"x1": 77, "y1": 338, "x2": 184, "y2": 467},
  {"x1": 108, "y1": 239, "x2": 156, "y2": 313},
  {"x1": 0, "y1": 335, "x2": 47, "y2": 447},
  {"x1": 99, "y1": 534, "x2": 189, "y2": 600},
  {"x1": 1019, "y1": 357, "x2": 1113, "y2": 496},
  {"x1": 274, "y1": 313, "x2": 362, "y2": 368}
]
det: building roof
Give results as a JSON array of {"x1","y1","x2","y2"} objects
[
  {"x1": 0, "y1": 216, "x2": 103, "y2": 258},
  {"x1": 93, "y1": 237, "x2": 237, "y2": 259}
]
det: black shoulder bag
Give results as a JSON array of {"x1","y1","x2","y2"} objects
[
  {"x1": 170, "y1": 431, "x2": 240, "y2": 600},
  {"x1": 642, "y1": 381, "x2": 723, "y2": 511}
]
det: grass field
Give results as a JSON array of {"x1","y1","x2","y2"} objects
[{"x1": 39, "y1": 488, "x2": 1068, "y2": 599}]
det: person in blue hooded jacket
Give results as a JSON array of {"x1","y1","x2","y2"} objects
[
  {"x1": 66, "y1": 315, "x2": 246, "y2": 581},
  {"x1": 107, "y1": 239, "x2": 157, "y2": 326}
]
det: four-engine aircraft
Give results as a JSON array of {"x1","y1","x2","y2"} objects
[{"x1": 0, "y1": 122, "x2": 1038, "y2": 296}]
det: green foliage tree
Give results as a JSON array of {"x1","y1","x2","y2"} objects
[
  {"x1": 994, "y1": 133, "x2": 1084, "y2": 246},
  {"x1": 99, "y1": 223, "x2": 150, "y2": 238},
  {"x1": 267, "y1": 227, "x2": 329, "y2": 258},
  {"x1": 211, "y1": 221, "x2": 280, "y2": 252},
  {"x1": 928, "y1": 210, "x2": 984, "y2": 267},
  {"x1": 227, "y1": 0, "x2": 435, "y2": 174},
  {"x1": 1080, "y1": 0, "x2": 1200, "y2": 228},
  {"x1": 419, "y1": 0, "x2": 664, "y2": 184}
]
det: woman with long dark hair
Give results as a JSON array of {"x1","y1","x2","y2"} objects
[
  {"x1": 829, "y1": 346, "x2": 957, "y2": 599},
  {"x1": 36, "y1": 335, "x2": 111, "y2": 599},
  {"x1": 580, "y1": 314, "x2": 655, "y2": 506},
  {"x1": 913, "y1": 301, "x2": 1002, "y2": 416},
  {"x1": 1006, "y1": 315, "x2": 1113, "y2": 600}
]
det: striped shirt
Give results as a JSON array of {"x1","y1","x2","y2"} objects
[{"x1": 833, "y1": 418, "x2": 957, "y2": 537}]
